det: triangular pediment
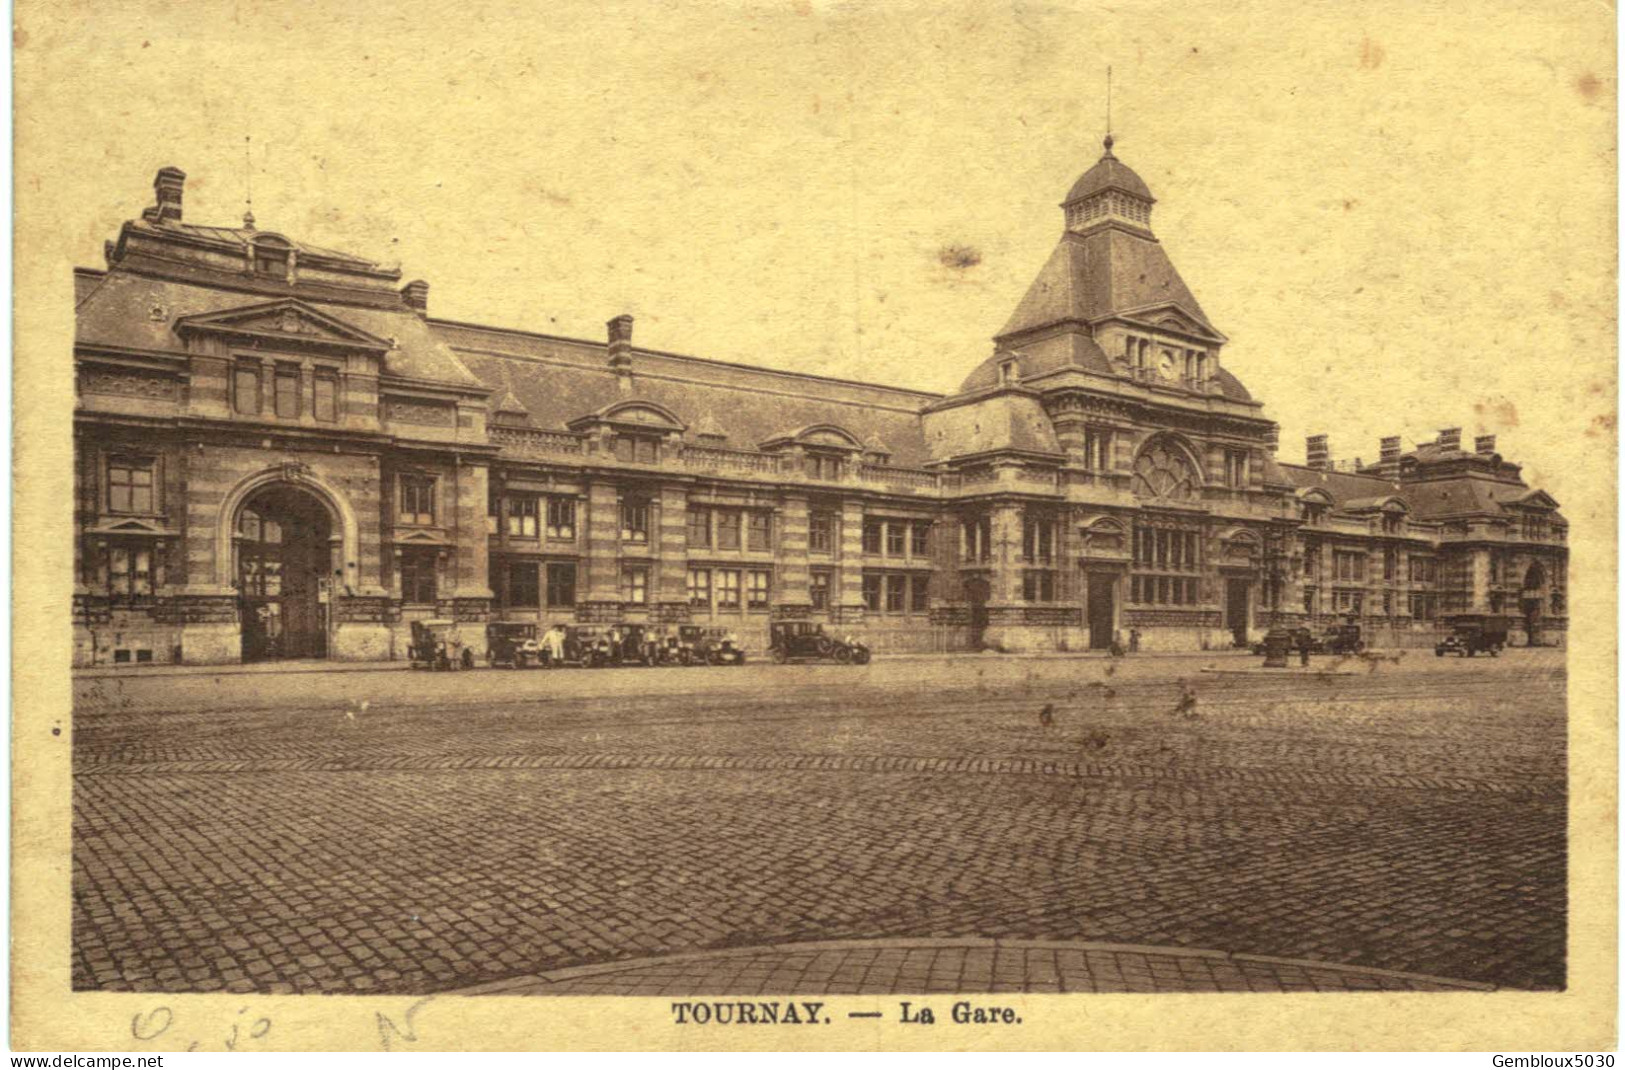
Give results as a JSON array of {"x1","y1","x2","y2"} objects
[
  {"x1": 87, "y1": 516, "x2": 177, "y2": 537},
  {"x1": 393, "y1": 529, "x2": 450, "y2": 546},
  {"x1": 175, "y1": 299, "x2": 393, "y2": 352},
  {"x1": 1116, "y1": 304, "x2": 1225, "y2": 343},
  {"x1": 1510, "y1": 489, "x2": 1561, "y2": 511}
]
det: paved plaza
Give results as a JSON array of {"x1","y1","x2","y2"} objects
[{"x1": 72, "y1": 651, "x2": 1566, "y2": 995}]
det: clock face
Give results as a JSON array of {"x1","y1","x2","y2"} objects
[{"x1": 1157, "y1": 351, "x2": 1177, "y2": 380}]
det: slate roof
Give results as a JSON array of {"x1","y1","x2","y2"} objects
[
  {"x1": 433, "y1": 320, "x2": 940, "y2": 468},
  {"x1": 75, "y1": 269, "x2": 484, "y2": 388},
  {"x1": 131, "y1": 218, "x2": 380, "y2": 267},
  {"x1": 1065, "y1": 145, "x2": 1155, "y2": 204},
  {"x1": 996, "y1": 227, "x2": 1216, "y2": 342},
  {"x1": 1278, "y1": 462, "x2": 1557, "y2": 521}
]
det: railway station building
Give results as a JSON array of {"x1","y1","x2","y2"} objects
[{"x1": 72, "y1": 146, "x2": 1567, "y2": 665}]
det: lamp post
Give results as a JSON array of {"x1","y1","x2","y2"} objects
[{"x1": 1260, "y1": 525, "x2": 1291, "y2": 667}]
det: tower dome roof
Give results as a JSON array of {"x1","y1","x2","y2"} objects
[{"x1": 1064, "y1": 136, "x2": 1154, "y2": 204}]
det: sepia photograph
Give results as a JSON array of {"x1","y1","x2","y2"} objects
[{"x1": 13, "y1": 0, "x2": 1616, "y2": 1053}]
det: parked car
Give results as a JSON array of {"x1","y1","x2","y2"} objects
[
  {"x1": 408, "y1": 619, "x2": 475, "y2": 671},
  {"x1": 543, "y1": 624, "x2": 612, "y2": 668},
  {"x1": 485, "y1": 622, "x2": 542, "y2": 669},
  {"x1": 693, "y1": 626, "x2": 746, "y2": 665},
  {"x1": 1322, "y1": 623, "x2": 1365, "y2": 655},
  {"x1": 674, "y1": 625, "x2": 707, "y2": 666},
  {"x1": 768, "y1": 621, "x2": 870, "y2": 665},
  {"x1": 615, "y1": 623, "x2": 662, "y2": 666},
  {"x1": 1435, "y1": 615, "x2": 1509, "y2": 657},
  {"x1": 1250, "y1": 627, "x2": 1322, "y2": 656}
]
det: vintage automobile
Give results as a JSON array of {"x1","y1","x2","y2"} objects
[
  {"x1": 539, "y1": 624, "x2": 612, "y2": 668},
  {"x1": 485, "y1": 622, "x2": 542, "y2": 669},
  {"x1": 693, "y1": 626, "x2": 747, "y2": 665},
  {"x1": 408, "y1": 619, "x2": 475, "y2": 671},
  {"x1": 614, "y1": 623, "x2": 663, "y2": 666},
  {"x1": 673, "y1": 624, "x2": 707, "y2": 666},
  {"x1": 1435, "y1": 615, "x2": 1509, "y2": 658},
  {"x1": 1250, "y1": 627, "x2": 1322, "y2": 657},
  {"x1": 768, "y1": 621, "x2": 870, "y2": 665},
  {"x1": 1322, "y1": 623, "x2": 1365, "y2": 656}
]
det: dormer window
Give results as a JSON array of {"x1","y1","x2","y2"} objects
[
  {"x1": 252, "y1": 236, "x2": 292, "y2": 280},
  {"x1": 999, "y1": 359, "x2": 1018, "y2": 386}
]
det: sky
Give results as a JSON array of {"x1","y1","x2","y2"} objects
[{"x1": 21, "y1": 0, "x2": 1615, "y2": 514}]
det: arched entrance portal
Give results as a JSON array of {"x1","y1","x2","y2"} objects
[
  {"x1": 1521, "y1": 562, "x2": 1547, "y2": 647},
  {"x1": 236, "y1": 485, "x2": 334, "y2": 661}
]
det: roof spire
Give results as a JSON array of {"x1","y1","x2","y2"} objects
[
  {"x1": 1103, "y1": 65, "x2": 1114, "y2": 155},
  {"x1": 242, "y1": 135, "x2": 255, "y2": 230}
]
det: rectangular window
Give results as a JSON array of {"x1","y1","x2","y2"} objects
[
  {"x1": 107, "y1": 542, "x2": 154, "y2": 599},
  {"x1": 508, "y1": 496, "x2": 540, "y2": 538},
  {"x1": 1084, "y1": 428, "x2": 1112, "y2": 471},
  {"x1": 885, "y1": 522, "x2": 905, "y2": 557},
  {"x1": 687, "y1": 506, "x2": 712, "y2": 548},
  {"x1": 747, "y1": 569, "x2": 771, "y2": 608},
  {"x1": 614, "y1": 434, "x2": 660, "y2": 464},
  {"x1": 861, "y1": 573, "x2": 881, "y2": 611},
  {"x1": 107, "y1": 457, "x2": 155, "y2": 514},
  {"x1": 1023, "y1": 570, "x2": 1056, "y2": 602},
  {"x1": 313, "y1": 372, "x2": 339, "y2": 422},
  {"x1": 621, "y1": 500, "x2": 650, "y2": 543},
  {"x1": 274, "y1": 366, "x2": 301, "y2": 419},
  {"x1": 1410, "y1": 557, "x2": 1435, "y2": 583},
  {"x1": 234, "y1": 363, "x2": 261, "y2": 414},
  {"x1": 863, "y1": 519, "x2": 883, "y2": 555},
  {"x1": 545, "y1": 562, "x2": 577, "y2": 607},
  {"x1": 910, "y1": 574, "x2": 929, "y2": 612},
  {"x1": 1384, "y1": 549, "x2": 1397, "y2": 581},
  {"x1": 716, "y1": 510, "x2": 742, "y2": 550},
  {"x1": 807, "y1": 453, "x2": 842, "y2": 480},
  {"x1": 687, "y1": 567, "x2": 711, "y2": 607},
  {"x1": 487, "y1": 490, "x2": 500, "y2": 535},
  {"x1": 809, "y1": 511, "x2": 834, "y2": 554},
  {"x1": 623, "y1": 566, "x2": 648, "y2": 605},
  {"x1": 1224, "y1": 449, "x2": 1248, "y2": 488},
  {"x1": 1023, "y1": 517, "x2": 1054, "y2": 564},
  {"x1": 885, "y1": 574, "x2": 907, "y2": 612},
  {"x1": 716, "y1": 569, "x2": 741, "y2": 608},
  {"x1": 747, "y1": 511, "x2": 772, "y2": 551},
  {"x1": 961, "y1": 517, "x2": 991, "y2": 562},
  {"x1": 399, "y1": 476, "x2": 436, "y2": 526},
  {"x1": 546, "y1": 498, "x2": 576, "y2": 540},
  {"x1": 508, "y1": 562, "x2": 540, "y2": 607},
  {"x1": 1304, "y1": 587, "x2": 1317, "y2": 615},
  {"x1": 1334, "y1": 551, "x2": 1365, "y2": 583},
  {"x1": 399, "y1": 551, "x2": 437, "y2": 605},
  {"x1": 809, "y1": 570, "x2": 831, "y2": 610},
  {"x1": 910, "y1": 523, "x2": 929, "y2": 557}
]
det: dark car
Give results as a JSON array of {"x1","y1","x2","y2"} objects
[
  {"x1": 768, "y1": 621, "x2": 870, "y2": 665},
  {"x1": 485, "y1": 622, "x2": 542, "y2": 669},
  {"x1": 544, "y1": 624, "x2": 612, "y2": 668},
  {"x1": 694, "y1": 626, "x2": 746, "y2": 665},
  {"x1": 1251, "y1": 627, "x2": 1322, "y2": 657},
  {"x1": 1436, "y1": 615, "x2": 1509, "y2": 658},
  {"x1": 1322, "y1": 623, "x2": 1364, "y2": 655},
  {"x1": 408, "y1": 619, "x2": 475, "y2": 671}
]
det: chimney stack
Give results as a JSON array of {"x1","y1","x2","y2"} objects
[
  {"x1": 402, "y1": 279, "x2": 430, "y2": 315},
  {"x1": 152, "y1": 166, "x2": 185, "y2": 225},
  {"x1": 1379, "y1": 436, "x2": 1402, "y2": 464},
  {"x1": 607, "y1": 314, "x2": 634, "y2": 376},
  {"x1": 1437, "y1": 427, "x2": 1462, "y2": 452},
  {"x1": 1475, "y1": 434, "x2": 1497, "y2": 455},
  {"x1": 1306, "y1": 434, "x2": 1329, "y2": 470}
]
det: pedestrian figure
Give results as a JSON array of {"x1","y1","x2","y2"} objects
[
  {"x1": 1173, "y1": 679, "x2": 1199, "y2": 719},
  {"x1": 1297, "y1": 629, "x2": 1311, "y2": 667},
  {"x1": 1129, "y1": 628, "x2": 1141, "y2": 654},
  {"x1": 543, "y1": 623, "x2": 566, "y2": 667}
]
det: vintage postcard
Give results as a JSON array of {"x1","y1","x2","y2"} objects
[{"x1": 12, "y1": 0, "x2": 1617, "y2": 1053}]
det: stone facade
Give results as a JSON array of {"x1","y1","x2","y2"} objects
[{"x1": 72, "y1": 153, "x2": 1566, "y2": 666}]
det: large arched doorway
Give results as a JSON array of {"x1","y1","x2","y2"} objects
[
  {"x1": 1521, "y1": 562, "x2": 1547, "y2": 647},
  {"x1": 236, "y1": 484, "x2": 335, "y2": 661}
]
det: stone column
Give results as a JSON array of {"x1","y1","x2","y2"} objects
[
  {"x1": 775, "y1": 493, "x2": 811, "y2": 616},
  {"x1": 837, "y1": 498, "x2": 866, "y2": 622},
  {"x1": 989, "y1": 502, "x2": 1025, "y2": 606},
  {"x1": 655, "y1": 483, "x2": 689, "y2": 623},
  {"x1": 582, "y1": 480, "x2": 622, "y2": 620}
]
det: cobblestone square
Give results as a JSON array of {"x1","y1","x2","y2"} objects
[{"x1": 72, "y1": 651, "x2": 1565, "y2": 995}]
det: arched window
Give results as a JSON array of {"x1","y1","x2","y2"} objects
[{"x1": 1131, "y1": 440, "x2": 1200, "y2": 501}]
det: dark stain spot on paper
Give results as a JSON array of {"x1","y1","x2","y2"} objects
[
  {"x1": 1473, "y1": 396, "x2": 1519, "y2": 428},
  {"x1": 1359, "y1": 37, "x2": 1385, "y2": 70},
  {"x1": 12, "y1": 24, "x2": 26, "y2": 47},
  {"x1": 1576, "y1": 72, "x2": 1602, "y2": 102},
  {"x1": 939, "y1": 244, "x2": 982, "y2": 270},
  {"x1": 1584, "y1": 412, "x2": 1614, "y2": 437}
]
